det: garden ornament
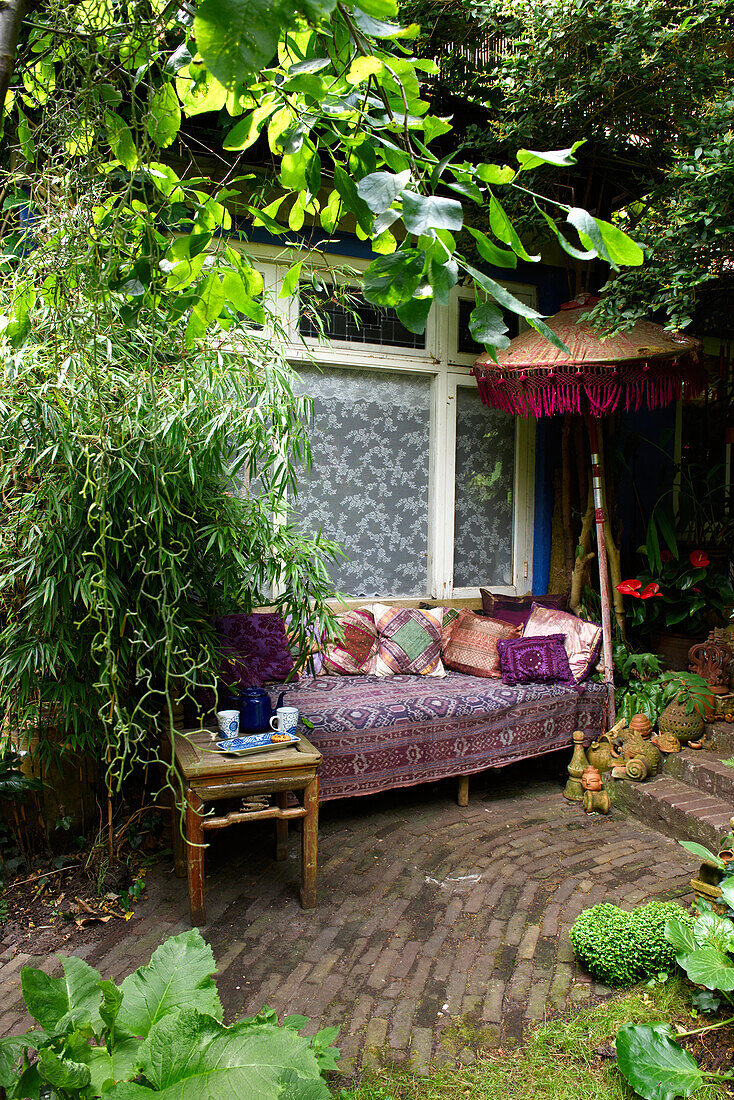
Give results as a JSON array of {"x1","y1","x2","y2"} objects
[
  {"x1": 564, "y1": 729, "x2": 588, "y2": 801},
  {"x1": 688, "y1": 632, "x2": 733, "y2": 692}
]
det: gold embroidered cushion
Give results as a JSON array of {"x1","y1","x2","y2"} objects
[
  {"x1": 522, "y1": 603, "x2": 602, "y2": 683},
  {"x1": 442, "y1": 610, "x2": 520, "y2": 678}
]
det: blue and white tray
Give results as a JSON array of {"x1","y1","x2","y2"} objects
[{"x1": 214, "y1": 731, "x2": 300, "y2": 756}]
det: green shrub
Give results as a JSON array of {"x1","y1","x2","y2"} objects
[
  {"x1": 0, "y1": 929, "x2": 338, "y2": 1098},
  {"x1": 570, "y1": 902, "x2": 692, "y2": 986}
]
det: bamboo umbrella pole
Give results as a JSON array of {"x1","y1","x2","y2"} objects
[{"x1": 587, "y1": 416, "x2": 616, "y2": 726}]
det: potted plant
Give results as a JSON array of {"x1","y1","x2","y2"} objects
[
  {"x1": 612, "y1": 644, "x2": 713, "y2": 726},
  {"x1": 616, "y1": 549, "x2": 734, "y2": 667}
]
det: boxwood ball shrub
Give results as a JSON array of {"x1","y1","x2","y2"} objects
[{"x1": 570, "y1": 901, "x2": 692, "y2": 985}]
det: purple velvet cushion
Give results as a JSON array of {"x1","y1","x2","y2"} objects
[
  {"x1": 214, "y1": 612, "x2": 295, "y2": 687},
  {"x1": 496, "y1": 633, "x2": 573, "y2": 686},
  {"x1": 480, "y1": 590, "x2": 568, "y2": 629}
]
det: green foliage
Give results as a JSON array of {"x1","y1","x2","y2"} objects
[
  {"x1": 615, "y1": 909, "x2": 734, "y2": 1100},
  {"x1": 611, "y1": 643, "x2": 713, "y2": 725},
  {"x1": 0, "y1": 929, "x2": 337, "y2": 1098},
  {"x1": 406, "y1": 0, "x2": 734, "y2": 328},
  {"x1": 570, "y1": 902, "x2": 691, "y2": 986}
]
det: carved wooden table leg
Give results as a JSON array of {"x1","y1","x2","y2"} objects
[
  {"x1": 457, "y1": 776, "x2": 469, "y2": 807},
  {"x1": 275, "y1": 791, "x2": 288, "y2": 861},
  {"x1": 185, "y1": 786, "x2": 206, "y2": 926},
  {"x1": 300, "y1": 776, "x2": 318, "y2": 908}
]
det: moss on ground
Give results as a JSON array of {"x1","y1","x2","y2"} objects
[{"x1": 335, "y1": 978, "x2": 730, "y2": 1100}]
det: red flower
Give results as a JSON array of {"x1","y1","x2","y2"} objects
[
  {"x1": 691, "y1": 586, "x2": 702, "y2": 594},
  {"x1": 639, "y1": 582, "x2": 661, "y2": 599},
  {"x1": 616, "y1": 579, "x2": 642, "y2": 597},
  {"x1": 660, "y1": 550, "x2": 674, "y2": 563},
  {"x1": 689, "y1": 550, "x2": 710, "y2": 568}
]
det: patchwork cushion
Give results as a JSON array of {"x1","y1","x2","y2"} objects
[
  {"x1": 215, "y1": 612, "x2": 295, "y2": 687},
  {"x1": 522, "y1": 603, "x2": 602, "y2": 683},
  {"x1": 372, "y1": 604, "x2": 445, "y2": 677},
  {"x1": 480, "y1": 590, "x2": 568, "y2": 629},
  {"x1": 443, "y1": 610, "x2": 520, "y2": 678},
  {"x1": 323, "y1": 609, "x2": 378, "y2": 675},
  {"x1": 496, "y1": 634, "x2": 573, "y2": 686}
]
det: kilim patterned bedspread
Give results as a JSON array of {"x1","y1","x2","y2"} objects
[{"x1": 268, "y1": 673, "x2": 607, "y2": 801}]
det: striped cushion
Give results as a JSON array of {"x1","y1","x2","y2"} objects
[
  {"x1": 323, "y1": 609, "x2": 378, "y2": 675},
  {"x1": 372, "y1": 604, "x2": 445, "y2": 677},
  {"x1": 443, "y1": 610, "x2": 520, "y2": 678}
]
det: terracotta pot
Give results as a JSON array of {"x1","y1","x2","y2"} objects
[{"x1": 651, "y1": 630, "x2": 706, "y2": 671}]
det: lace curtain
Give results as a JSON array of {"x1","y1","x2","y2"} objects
[
  {"x1": 453, "y1": 387, "x2": 515, "y2": 588},
  {"x1": 295, "y1": 366, "x2": 431, "y2": 597}
]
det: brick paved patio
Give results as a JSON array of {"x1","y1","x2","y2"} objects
[{"x1": 0, "y1": 758, "x2": 695, "y2": 1079}]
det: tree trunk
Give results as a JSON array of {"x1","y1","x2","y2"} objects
[
  {"x1": 0, "y1": 0, "x2": 25, "y2": 122},
  {"x1": 597, "y1": 419, "x2": 626, "y2": 639},
  {"x1": 569, "y1": 483, "x2": 595, "y2": 612}
]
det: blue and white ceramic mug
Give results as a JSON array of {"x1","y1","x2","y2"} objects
[
  {"x1": 216, "y1": 709, "x2": 240, "y2": 736},
  {"x1": 269, "y1": 707, "x2": 299, "y2": 735}
]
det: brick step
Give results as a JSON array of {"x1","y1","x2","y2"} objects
[
  {"x1": 705, "y1": 722, "x2": 734, "y2": 758},
  {"x1": 664, "y1": 749, "x2": 734, "y2": 806},
  {"x1": 606, "y1": 772, "x2": 733, "y2": 851}
]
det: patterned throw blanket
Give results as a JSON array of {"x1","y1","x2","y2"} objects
[{"x1": 269, "y1": 673, "x2": 608, "y2": 801}]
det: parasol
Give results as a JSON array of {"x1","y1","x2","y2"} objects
[{"x1": 473, "y1": 294, "x2": 704, "y2": 725}]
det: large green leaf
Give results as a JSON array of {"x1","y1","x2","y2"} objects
[
  {"x1": 88, "y1": 1038, "x2": 141, "y2": 1093},
  {"x1": 108, "y1": 1010, "x2": 330, "y2": 1099},
  {"x1": 401, "y1": 192, "x2": 463, "y2": 235},
  {"x1": 0, "y1": 1036, "x2": 34, "y2": 1088},
  {"x1": 194, "y1": 0, "x2": 284, "y2": 87},
  {"x1": 665, "y1": 916, "x2": 698, "y2": 956},
  {"x1": 105, "y1": 111, "x2": 138, "y2": 170},
  {"x1": 146, "y1": 85, "x2": 181, "y2": 148},
  {"x1": 516, "y1": 142, "x2": 584, "y2": 170},
  {"x1": 488, "y1": 194, "x2": 538, "y2": 261},
  {"x1": 357, "y1": 170, "x2": 410, "y2": 214},
  {"x1": 37, "y1": 1047, "x2": 91, "y2": 1092},
  {"x1": 21, "y1": 956, "x2": 104, "y2": 1031},
  {"x1": 466, "y1": 225, "x2": 517, "y2": 269},
  {"x1": 678, "y1": 840, "x2": 724, "y2": 869},
  {"x1": 468, "y1": 301, "x2": 510, "y2": 349},
  {"x1": 567, "y1": 208, "x2": 644, "y2": 269},
  {"x1": 616, "y1": 1024, "x2": 704, "y2": 1100},
  {"x1": 679, "y1": 946, "x2": 734, "y2": 991},
  {"x1": 115, "y1": 930, "x2": 221, "y2": 1040},
  {"x1": 362, "y1": 249, "x2": 425, "y2": 307},
  {"x1": 396, "y1": 294, "x2": 432, "y2": 334},
  {"x1": 692, "y1": 911, "x2": 734, "y2": 953}
]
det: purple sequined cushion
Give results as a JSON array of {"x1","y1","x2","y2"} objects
[
  {"x1": 480, "y1": 590, "x2": 568, "y2": 629},
  {"x1": 496, "y1": 633, "x2": 573, "y2": 686},
  {"x1": 214, "y1": 612, "x2": 296, "y2": 687}
]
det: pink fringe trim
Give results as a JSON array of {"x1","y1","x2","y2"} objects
[{"x1": 472, "y1": 357, "x2": 705, "y2": 418}]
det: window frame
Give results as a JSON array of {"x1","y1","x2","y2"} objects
[{"x1": 243, "y1": 244, "x2": 537, "y2": 601}]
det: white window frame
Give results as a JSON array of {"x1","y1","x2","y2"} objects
[{"x1": 240, "y1": 243, "x2": 537, "y2": 600}]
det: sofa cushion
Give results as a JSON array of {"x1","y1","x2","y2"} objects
[
  {"x1": 480, "y1": 590, "x2": 568, "y2": 629},
  {"x1": 372, "y1": 604, "x2": 445, "y2": 677},
  {"x1": 323, "y1": 608, "x2": 378, "y2": 675},
  {"x1": 443, "y1": 610, "x2": 520, "y2": 678},
  {"x1": 215, "y1": 611, "x2": 295, "y2": 687},
  {"x1": 496, "y1": 633, "x2": 573, "y2": 686},
  {"x1": 522, "y1": 603, "x2": 602, "y2": 683}
]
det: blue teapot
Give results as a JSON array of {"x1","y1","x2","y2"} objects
[{"x1": 238, "y1": 687, "x2": 285, "y2": 732}]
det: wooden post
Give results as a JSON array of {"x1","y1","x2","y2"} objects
[
  {"x1": 275, "y1": 791, "x2": 288, "y2": 861},
  {"x1": 457, "y1": 776, "x2": 469, "y2": 807},
  {"x1": 185, "y1": 787, "x2": 206, "y2": 926},
  {"x1": 300, "y1": 777, "x2": 318, "y2": 909},
  {"x1": 587, "y1": 416, "x2": 616, "y2": 726}
]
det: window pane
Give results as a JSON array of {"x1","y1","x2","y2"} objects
[
  {"x1": 299, "y1": 286, "x2": 426, "y2": 350},
  {"x1": 457, "y1": 297, "x2": 519, "y2": 356},
  {"x1": 453, "y1": 387, "x2": 515, "y2": 587},
  {"x1": 295, "y1": 366, "x2": 431, "y2": 597}
]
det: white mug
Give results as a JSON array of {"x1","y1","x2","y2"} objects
[
  {"x1": 216, "y1": 709, "x2": 240, "y2": 736},
  {"x1": 269, "y1": 706, "x2": 299, "y2": 735}
]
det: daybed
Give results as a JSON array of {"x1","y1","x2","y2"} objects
[{"x1": 265, "y1": 671, "x2": 608, "y2": 803}]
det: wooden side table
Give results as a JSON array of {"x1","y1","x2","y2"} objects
[{"x1": 166, "y1": 727, "x2": 322, "y2": 926}]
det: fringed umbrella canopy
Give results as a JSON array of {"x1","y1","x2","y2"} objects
[{"x1": 473, "y1": 294, "x2": 704, "y2": 418}]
